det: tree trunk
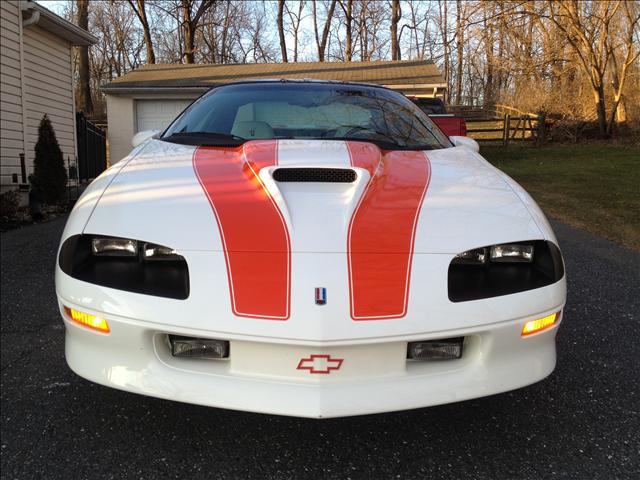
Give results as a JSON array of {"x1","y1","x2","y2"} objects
[
  {"x1": 455, "y1": 0, "x2": 464, "y2": 105},
  {"x1": 181, "y1": 0, "x2": 195, "y2": 63},
  {"x1": 139, "y1": 2, "x2": 155, "y2": 64},
  {"x1": 344, "y1": 0, "x2": 353, "y2": 61},
  {"x1": 277, "y1": 0, "x2": 288, "y2": 62},
  {"x1": 128, "y1": 0, "x2": 155, "y2": 64},
  {"x1": 483, "y1": 4, "x2": 495, "y2": 109},
  {"x1": 593, "y1": 85, "x2": 607, "y2": 138},
  {"x1": 183, "y1": 26, "x2": 195, "y2": 63},
  {"x1": 607, "y1": 86, "x2": 627, "y2": 135},
  {"x1": 391, "y1": 0, "x2": 401, "y2": 60},
  {"x1": 220, "y1": 2, "x2": 231, "y2": 63},
  {"x1": 314, "y1": 0, "x2": 337, "y2": 62},
  {"x1": 440, "y1": 0, "x2": 449, "y2": 104},
  {"x1": 496, "y1": 2, "x2": 505, "y2": 100},
  {"x1": 286, "y1": 0, "x2": 305, "y2": 63},
  {"x1": 76, "y1": 0, "x2": 93, "y2": 114},
  {"x1": 358, "y1": 3, "x2": 366, "y2": 60}
]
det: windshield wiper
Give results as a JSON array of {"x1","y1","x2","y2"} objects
[
  {"x1": 322, "y1": 125, "x2": 436, "y2": 150},
  {"x1": 332, "y1": 125, "x2": 402, "y2": 145},
  {"x1": 161, "y1": 131, "x2": 246, "y2": 147}
]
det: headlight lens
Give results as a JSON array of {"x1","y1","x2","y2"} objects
[
  {"x1": 453, "y1": 247, "x2": 487, "y2": 265},
  {"x1": 91, "y1": 237, "x2": 138, "y2": 257},
  {"x1": 454, "y1": 243, "x2": 534, "y2": 265},
  {"x1": 490, "y1": 243, "x2": 534, "y2": 262},
  {"x1": 448, "y1": 240, "x2": 564, "y2": 302},
  {"x1": 143, "y1": 242, "x2": 181, "y2": 261},
  {"x1": 59, "y1": 235, "x2": 189, "y2": 299}
]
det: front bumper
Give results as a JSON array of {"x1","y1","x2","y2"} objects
[{"x1": 61, "y1": 302, "x2": 561, "y2": 418}]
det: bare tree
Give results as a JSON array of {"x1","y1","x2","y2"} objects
[
  {"x1": 76, "y1": 0, "x2": 93, "y2": 114},
  {"x1": 59, "y1": 0, "x2": 640, "y2": 136},
  {"x1": 481, "y1": 2, "x2": 496, "y2": 108},
  {"x1": 354, "y1": 0, "x2": 389, "y2": 61},
  {"x1": 605, "y1": 1, "x2": 639, "y2": 131},
  {"x1": 530, "y1": 0, "x2": 640, "y2": 136},
  {"x1": 390, "y1": 0, "x2": 401, "y2": 60},
  {"x1": 454, "y1": 0, "x2": 463, "y2": 105},
  {"x1": 438, "y1": 0, "x2": 450, "y2": 103},
  {"x1": 126, "y1": 0, "x2": 155, "y2": 64},
  {"x1": 248, "y1": 6, "x2": 278, "y2": 63},
  {"x1": 179, "y1": 0, "x2": 215, "y2": 64},
  {"x1": 277, "y1": 0, "x2": 288, "y2": 62},
  {"x1": 313, "y1": 0, "x2": 337, "y2": 61},
  {"x1": 285, "y1": 0, "x2": 307, "y2": 62},
  {"x1": 339, "y1": 0, "x2": 354, "y2": 61}
]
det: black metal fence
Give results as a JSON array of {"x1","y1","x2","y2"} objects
[
  {"x1": 76, "y1": 112, "x2": 107, "y2": 182},
  {"x1": 0, "y1": 153, "x2": 30, "y2": 191}
]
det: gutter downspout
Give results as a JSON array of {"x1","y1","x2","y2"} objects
[
  {"x1": 21, "y1": 2, "x2": 40, "y2": 28},
  {"x1": 17, "y1": 2, "x2": 33, "y2": 184}
]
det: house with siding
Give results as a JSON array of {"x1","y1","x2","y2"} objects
[
  {"x1": 0, "y1": 0, "x2": 96, "y2": 193},
  {"x1": 103, "y1": 60, "x2": 447, "y2": 163}
]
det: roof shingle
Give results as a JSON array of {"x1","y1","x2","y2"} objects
[{"x1": 103, "y1": 60, "x2": 445, "y2": 92}]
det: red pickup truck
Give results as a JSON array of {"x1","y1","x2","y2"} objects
[{"x1": 408, "y1": 97, "x2": 467, "y2": 137}]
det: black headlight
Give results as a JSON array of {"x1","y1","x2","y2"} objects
[
  {"x1": 448, "y1": 240, "x2": 564, "y2": 302},
  {"x1": 59, "y1": 235, "x2": 189, "y2": 299}
]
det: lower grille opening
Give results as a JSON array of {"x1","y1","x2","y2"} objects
[{"x1": 273, "y1": 168, "x2": 356, "y2": 183}]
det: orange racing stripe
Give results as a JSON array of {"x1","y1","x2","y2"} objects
[
  {"x1": 192, "y1": 141, "x2": 290, "y2": 320},
  {"x1": 347, "y1": 141, "x2": 431, "y2": 320}
]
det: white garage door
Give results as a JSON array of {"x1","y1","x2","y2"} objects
[{"x1": 135, "y1": 99, "x2": 192, "y2": 132}]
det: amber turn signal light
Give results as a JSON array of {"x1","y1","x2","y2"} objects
[
  {"x1": 64, "y1": 306, "x2": 110, "y2": 333},
  {"x1": 521, "y1": 312, "x2": 560, "y2": 337}
]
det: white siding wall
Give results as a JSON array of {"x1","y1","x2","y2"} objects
[
  {"x1": 22, "y1": 25, "x2": 76, "y2": 172},
  {"x1": 106, "y1": 95, "x2": 135, "y2": 164},
  {"x1": 0, "y1": 0, "x2": 24, "y2": 189}
]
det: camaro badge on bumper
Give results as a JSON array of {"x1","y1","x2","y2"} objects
[{"x1": 315, "y1": 287, "x2": 327, "y2": 305}]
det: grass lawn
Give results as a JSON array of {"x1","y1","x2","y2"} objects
[{"x1": 481, "y1": 142, "x2": 640, "y2": 250}]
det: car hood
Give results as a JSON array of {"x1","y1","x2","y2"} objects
[{"x1": 83, "y1": 139, "x2": 543, "y2": 254}]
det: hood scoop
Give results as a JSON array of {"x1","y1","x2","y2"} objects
[{"x1": 272, "y1": 167, "x2": 356, "y2": 183}]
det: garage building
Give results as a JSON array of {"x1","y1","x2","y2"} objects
[{"x1": 102, "y1": 60, "x2": 446, "y2": 163}]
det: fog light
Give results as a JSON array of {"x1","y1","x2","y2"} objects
[
  {"x1": 407, "y1": 337, "x2": 463, "y2": 360},
  {"x1": 64, "y1": 306, "x2": 110, "y2": 333},
  {"x1": 169, "y1": 336, "x2": 229, "y2": 359},
  {"x1": 522, "y1": 312, "x2": 560, "y2": 336}
]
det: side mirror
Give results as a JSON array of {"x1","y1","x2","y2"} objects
[
  {"x1": 450, "y1": 135, "x2": 479, "y2": 153},
  {"x1": 132, "y1": 130, "x2": 160, "y2": 148}
]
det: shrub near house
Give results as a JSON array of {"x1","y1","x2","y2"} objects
[{"x1": 29, "y1": 114, "x2": 67, "y2": 204}]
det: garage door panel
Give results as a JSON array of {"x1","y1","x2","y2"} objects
[{"x1": 135, "y1": 99, "x2": 192, "y2": 133}]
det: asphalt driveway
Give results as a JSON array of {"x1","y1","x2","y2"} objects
[{"x1": 1, "y1": 217, "x2": 638, "y2": 479}]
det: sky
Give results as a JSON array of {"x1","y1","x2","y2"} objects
[{"x1": 36, "y1": 0, "x2": 67, "y2": 15}]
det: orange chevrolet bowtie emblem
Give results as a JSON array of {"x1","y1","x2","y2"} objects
[{"x1": 296, "y1": 354, "x2": 344, "y2": 374}]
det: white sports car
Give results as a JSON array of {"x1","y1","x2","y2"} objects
[{"x1": 56, "y1": 80, "x2": 566, "y2": 418}]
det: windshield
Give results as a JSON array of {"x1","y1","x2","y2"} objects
[{"x1": 162, "y1": 82, "x2": 451, "y2": 150}]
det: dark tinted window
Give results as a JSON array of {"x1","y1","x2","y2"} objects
[{"x1": 414, "y1": 98, "x2": 447, "y2": 115}]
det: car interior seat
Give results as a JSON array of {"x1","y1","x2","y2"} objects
[{"x1": 231, "y1": 121, "x2": 275, "y2": 139}]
